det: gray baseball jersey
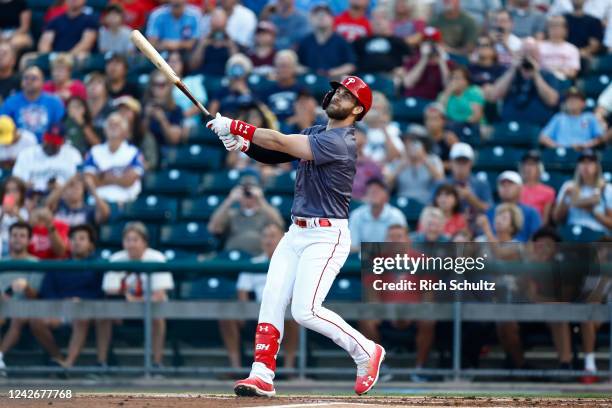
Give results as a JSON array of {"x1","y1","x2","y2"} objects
[{"x1": 291, "y1": 125, "x2": 356, "y2": 219}]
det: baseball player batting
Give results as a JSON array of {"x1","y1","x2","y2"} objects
[{"x1": 206, "y1": 76, "x2": 385, "y2": 397}]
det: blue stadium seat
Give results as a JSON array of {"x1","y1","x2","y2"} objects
[
  {"x1": 578, "y1": 74, "x2": 611, "y2": 97},
  {"x1": 203, "y1": 76, "x2": 229, "y2": 98},
  {"x1": 159, "y1": 222, "x2": 218, "y2": 251},
  {"x1": 540, "y1": 171, "x2": 571, "y2": 192},
  {"x1": 120, "y1": 195, "x2": 178, "y2": 222},
  {"x1": 27, "y1": 0, "x2": 54, "y2": 8},
  {"x1": 214, "y1": 250, "x2": 253, "y2": 262},
  {"x1": 267, "y1": 194, "x2": 293, "y2": 221},
  {"x1": 180, "y1": 195, "x2": 224, "y2": 221},
  {"x1": 349, "y1": 200, "x2": 364, "y2": 213},
  {"x1": 327, "y1": 277, "x2": 362, "y2": 301},
  {"x1": 186, "y1": 124, "x2": 218, "y2": 145},
  {"x1": 588, "y1": 54, "x2": 612, "y2": 75},
  {"x1": 77, "y1": 53, "x2": 106, "y2": 76},
  {"x1": 361, "y1": 73, "x2": 396, "y2": 99},
  {"x1": 180, "y1": 277, "x2": 237, "y2": 300},
  {"x1": 474, "y1": 171, "x2": 499, "y2": 194},
  {"x1": 390, "y1": 97, "x2": 431, "y2": 123},
  {"x1": 297, "y1": 73, "x2": 329, "y2": 99},
  {"x1": 162, "y1": 249, "x2": 201, "y2": 261},
  {"x1": 451, "y1": 123, "x2": 481, "y2": 146},
  {"x1": 601, "y1": 148, "x2": 612, "y2": 170},
  {"x1": 99, "y1": 222, "x2": 160, "y2": 248},
  {"x1": 161, "y1": 145, "x2": 224, "y2": 171},
  {"x1": 487, "y1": 121, "x2": 540, "y2": 147},
  {"x1": 559, "y1": 224, "x2": 605, "y2": 243},
  {"x1": 474, "y1": 146, "x2": 525, "y2": 171},
  {"x1": 541, "y1": 148, "x2": 580, "y2": 171},
  {"x1": 390, "y1": 196, "x2": 424, "y2": 223},
  {"x1": 143, "y1": 169, "x2": 201, "y2": 195},
  {"x1": 27, "y1": 53, "x2": 51, "y2": 74},
  {"x1": 86, "y1": 0, "x2": 108, "y2": 12},
  {"x1": 264, "y1": 171, "x2": 296, "y2": 195},
  {"x1": 247, "y1": 73, "x2": 274, "y2": 93},
  {"x1": 201, "y1": 169, "x2": 243, "y2": 193}
]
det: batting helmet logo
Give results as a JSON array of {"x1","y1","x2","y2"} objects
[{"x1": 321, "y1": 76, "x2": 372, "y2": 121}]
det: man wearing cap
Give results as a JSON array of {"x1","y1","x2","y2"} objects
[
  {"x1": 0, "y1": 115, "x2": 37, "y2": 170},
  {"x1": 12, "y1": 123, "x2": 82, "y2": 195},
  {"x1": 38, "y1": 0, "x2": 98, "y2": 56},
  {"x1": 105, "y1": 53, "x2": 141, "y2": 100},
  {"x1": 519, "y1": 150, "x2": 555, "y2": 223},
  {"x1": 266, "y1": 0, "x2": 312, "y2": 50},
  {"x1": 0, "y1": 66, "x2": 65, "y2": 142},
  {"x1": 146, "y1": 0, "x2": 202, "y2": 52},
  {"x1": 539, "y1": 87, "x2": 604, "y2": 150},
  {"x1": 486, "y1": 171, "x2": 542, "y2": 242},
  {"x1": 207, "y1": 76, "x2": 386, "y2": 397}
]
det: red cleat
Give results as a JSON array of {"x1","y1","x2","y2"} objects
[
  {"x1": 354, "y1": 344, "x2": 386, "y2": 395},
  {"x1": 234, "y1": 376, "x2": 276, "y2": 397}
]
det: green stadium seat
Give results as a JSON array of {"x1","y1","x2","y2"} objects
[
  {"x1": 297, "y1": 73, "x2": 329, "y2": 99},
  {"x1": 143, "y1": 169, "x2": 201, "y2": 195},
  {"x1": 588, "y1": 54, "x2": 612, "y2": 75},
  {"x1": 27, "y1": 53, "x2": 51, "y2": 74},
  {"x1": 161, "y1": 145, "x2": 225, "y2": 171},
  {"x1": 327, "y1": 277, "x2": 362, "y2": 301},
  {"x1": 86, "y1": 0, "x2": 108, "y2": 12},
  {"x1": 540, "y1": 171, "x2": 571, "y2": 192},
  {"x1": 267, "y1": 194, "x2": 293, "y2": 221},
  {"x1": 201, "y1": 169, "x2": 243, "y2": 193},
  {"x1": 541, "y1": 147, "x2": 580, "y2": 171},
  {"x1": 361, "y1": 73, "x2": 396, "y2": 99},
  {"x1": 186, "y1": 123, "x2": 218, "y2": 145},
  {"x1": 264, "y1": 171, "x2": 296, "y2": 195},
  {"x1": 349, "y1": 199, "x2": 364, "y2": 213},
  {"x1": 559, "y1": 224, "x2": 605, "y2": 243},
  {"x1": 390, "y1": 97, "x2": 431, "y2": 123},
  {"x1": 601, "y1": 148, "x2": 612, "y2": 169},
  {"x1": 77, "y1": 53, "x2": 106, "y2": 76},
  {"x1": 203, "y1": 76, "x2": 229, "y2": 98},
  {"x1": 487, "y1": 121, "x2": 540, "y2": 147},
  {"x1": 180, "y1": 195, "x2": 224, "y2": 221},
  {"x1": 578, "y1": 74, "x2": 611, "y2": 97},
  {"x1": 159, "y1": 222, "x2": 218, "y2": 251},
  {"x1": 474, "y1": 171, "x2": 499, "y2": 194},
  {"x1": 180, "y1": 277, "x2": 237, "y2": 299},
  {"x1": 214, "y1": 249, "x2": 253, "y2": 262},
  {"x1": 162, "y1": 249, "x2": 201, "y2": 261},
  {"x1": 390, "y1": 196, "x2": 424, "y2": 222},
  {"x1": 247, "y1": 73, "x2": 274, "y2": 93},
  {"x1": 120, "y1": 195, "x2": 178, "y2": 222},
  {"x1": 474, "y1": 146, "x2": 525, "y2": 171},
  {"x1": 99, "y1": 222, "x2": 160, "y2": 248},
  {"x1": 452, "y1": 123, "x2": 481, "y2": 146}
]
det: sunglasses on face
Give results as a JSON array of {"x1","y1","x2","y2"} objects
[{"x1": 22, "y1": 75, "x2": 41, "y2": 81}]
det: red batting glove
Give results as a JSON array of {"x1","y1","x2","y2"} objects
[{"x1": 230, "y1": 120, "x2": 257, "y2": 141}]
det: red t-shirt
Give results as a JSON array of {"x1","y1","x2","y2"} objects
[
  {"x1": 44, "y1": 5, "x2": 68, "y2": 24},
  {"x1": 28, "y1": 220, "x2": 70, "y2": 260},
  {"x1": 520, "y1": 183, "x2": 556, "y2": 220},
  {"x1": 444, "y1": 213, "x2": 468, "y2": 236},
  {"x1": 43, "y1": 80, "x2": 87, "y2": 104},
  {"x1": 112, "y1": 0, "x2": 158, "y2": 30},
  {"x1": 402, "y1": 53, "x2": 455, "y2": 100},
  {"x1": 334, "y1": 11, "x2": 371, "y2": 42}
]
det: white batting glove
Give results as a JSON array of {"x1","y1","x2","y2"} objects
[
  {"x1": 206, "y1": 112, "x2": 232, "y2": 137},
  {"x1": 219, "y1": 134, "x2": 250, "y2": 152}
]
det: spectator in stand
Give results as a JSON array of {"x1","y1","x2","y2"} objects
[
  {"x1": 12, "y1": 124, "x2": 82, "y2": 195},
  {"x1": 98, "y1": 3, "x2": 135, "y2": 55},
  {"x1": 469, "y1": 35, "x2": 506, "y2": 88},
  {"x1": 208, "y1": 176, "x2": 285, "y2": 255},
  {"x1": 334, "y1": 0, "x2": 372, "y2": 43},
  {"x1": 38, "y1": 0, "x2": 98, "y2": 57},
  {"x1": 0, "y1": 116, "x2": 37, "y2": 170},
  {"x1": 353, "y1": 126, "x2": 383, "y2": 201},
  {"x1": 99, "y1": 222, "x2": 174, "y2": 369},
  {"x1": 596, "y1": 81, "x2": 612, "y2": 129},
  {"x1": 46, "y1": 174, "x2": 110, "y2": 227},
  {"x1": 437, "y1": 65, "x2": 484, "y2": 125},
  {"x1": 477, "y1": 203, "x2": 524, "y2": 244},
  {"x1": 553, "y1": 149, "x2": 612, "y2": 234},
  {"x1": 509, "y1": 0, "x2": 547, "y2": 39},
  {"x1": 167, "y1": 51, "x2": 208, "y2": 130},
  {"x1": 432, "y1": 183, "x2": 467, "y2": 236},
  {"x1": 219, "y1": 223, "x2": 299, "y2": 373},
  {"x1": 430, "y1": 0, "x2": 479, "y2": 55},
  {"x1": 84, "y1": 112, "x2": 145, "y2": 204},
  {"x1": 353, "y1": 7, "x2": 411, "y2": 74},
  {"x1": 266, "y1": 0, "x2": 312, "y2": 50},
  {"x1": 0, "y1": 0, "x2": 32, "y2": 53},
  {"x1": 190, "y1": 8, "x2": 238, "y2": 77},
  {"x1": 117, "y1": 0, "x2": 158, "y2": 30},
  {"x1": 0, "y1": 66, "x2": 65, "y2": 142},
  {"x1": 282, "y1": 89, "x2": 324, "y2": 134},
  {"x1": 519, "y1": 150, "x2": 555, "y2": 224},
  {"x1": 220, "y1": 0, "x2": 257, "y2": 48},
  {"x1": 64, "y1": 96, "x2": 102, "y2": 155},
  {"x1": 0, "y1": 222, "x2": 41, "y2": 374},
  {"x1": 349, "y1": 178, "x2": 407, "y2": 252},
  {"x1": 444, "y1": 0, "x2": 501, "y2": 27},
  {"x1": 114, "y1": 95, "x2": 159, "y2": 170},
  {"x1": 389, "y1": 0, "x2": 426, "y2": 47},
  {"x1": 548, "y1": 0, "x2": 611, "y2": 23},
  {"x1": 562, "y1": 0, "x2": 603, "y2": 59},
  {"x1": 261, "y1": 50, "x2": 304, "y2": 123},
  {"x1": 361, "y1": 92, "x2": 403, "y2": 165},
  {"x1": 297, "y1": 4, "x2": 356, "y2": 78},
  {"x1": 424, "y1": 103, "x2": 458, "y2": 169},
  {"x1": 105, "y1": 53, "x2": 141, "y2": 100},
  {"x1": 486, "y1": 171, "x2": 542, "y2": 242},
  {"x1": 43, "y1": 54, "x2": 87, "y2": 104},
  {"x1": 30, "y1": 224, "x2": 103, "y2": 370},
  {"x1": 247, "y1": 21, "x2": 277, "y2": 77},
  {"x1": 490, "y1": 10, "x2": 523, "y2": 66},
  {"x1": 28, "y1": 206, "x2": 69, "y2": 259},
  {"x1": 387, "y1": 125, "x2": 444, "y2": 205},
  {"x1": 397, "y1": 27, "x2": 455, "y2": 100},
  {"x1": 208, "y1": 54, "x2": 254, "y2": 118},
  {"x1": 86, "y1": 72, "x2": 114, "y2": 134},
  {"x1": 536, "y1": 15, "x2": 580, "y2": 80},
  {"x1": 539, "y1": 87, "x2": 604, "y2": 150},
  {"x1": 143, "y1": 70, "x2": 184, "y2": 146},
  {"x1": 487, "y1": 48, "x2": 560, "y2": 126},
  {"x1": 146, "y1": 0, "x2": 202, "y2": 53},
  {"x1": 412, "y1": 206, "x2": 451, "y2": 243},
  {"x1": 0, "y1": 177, "x2": 28, "y2": 256},
  {"x1": 0, "y1": 43, "x2": 19, "y2": 103}
]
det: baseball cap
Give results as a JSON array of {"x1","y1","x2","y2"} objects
[
  {"x1": 311, "y1": 3, "x2": 333, "y2": 15},
  {"x1": 497, "y1": 170, "x2": 523, "y2": 186},
  {"x1": 565, "y1": 86, "x2": 585, "y2": 100},
  {"x1": 578, "y1": 148, "x2": 599, "y2": 162},
  {"x1": 423, "y1": 26, "x2": 442, "y2": 43},
  {"x1": 0, "y1": 115, "x2": 16, "y2": 145},
  {"x1": 42, "y1": 123, "x2": 65, "y2": 146},
  {"x1": 402, "y1": 124, "x2": 428, "y2": 139},
  {"x1": 521, "y1": 149, "x2": 541, "y2": 163},
  {"x1": 449, "y1": 142, "x2": 474, "y2": 161},
  {"x1": 114, "y1": 95, "x2": 142, "y2": 115},
  {"x1": 256, "y1": 21, "x2": 276, "y2": 34}
]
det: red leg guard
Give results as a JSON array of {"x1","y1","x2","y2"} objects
[{"x1": 253, "y1": 323, "x2": 281, "y2": 372}]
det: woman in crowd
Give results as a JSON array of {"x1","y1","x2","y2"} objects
[
  {"x1": 43, "y1": 53, "x2": 87, "y2": 104},
  {"x1": 362, "y1": 91, "x2": 404, "y2": 165},
  {"x1": 85, "y1": 72, "x2": 114, "y2": 134},
  {"x1": 167, "y1": 51, "x2": 207, "y2": 130},
  {"x1": 64, "y1": 96, "x2": 101, "y2": 155},
  {"x1": 431, "y1": 183, "x2": 468, "y2": 237},
  {"x1": 114, "y1": 95, "x2": 159, "y2": 171},
  {"x1": 0, "y1": 176, "x2": 28, "y2": 256},
  {"x1": 438, "y1": 65, "x2": 484, "y2": 125},
  {"x1": 142, "y1": 70, "x2": 184, "y2": 146}
]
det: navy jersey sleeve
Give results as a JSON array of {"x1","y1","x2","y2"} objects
[
  {"x1": 308, "y1": 128, "x2": 349, "y2": 165},
  {"x1": 245, "y1": 142, "x2": 297, "y2": 164}
]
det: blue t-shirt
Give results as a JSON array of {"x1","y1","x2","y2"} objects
[
  {"x1": 147, "y1": 105, "x2": 183, "y2": 145},
  {"x1": 501, "y1": 70, "x2": 560, "y2": 126},
  {"x1": 541, "y1": 112, "x2": 602, "y2": 147},
  {"x1": 270, "y1": 10, "x2": 312, "y2": 50},
  {"x1": 46, "y1": 12, "x2": 99, "y2": 52},
  {"x1": 0, "y1": 91, "x2": 65, "y2": 141},
  {"x1": 292, "y1": 125, "x2": 357, "y2": 219},
  {"x1": 486, "y1": 203, "x2": 542, "y2": 243},
  {"x1": 195, "y1": 45, "x2": 231, "y2": 76},
  {"x1": 39, "y1": 256, "x2": 103, "y2": 300},
  {"x1": 435, "y1": 175, "x2": 493, "y2": 212},
  {"x1": 55, "y1": 200, "x2": 96, "y2": 227},
  {"x1": 146, "y1": 4, "x2": 202, "y2": 42},
  {"x1": 297, "y1": 32, "x2": 356, "y2": 72},
  {"x1": 260, "y1": 83, "x2": 305, "y2": 122}
]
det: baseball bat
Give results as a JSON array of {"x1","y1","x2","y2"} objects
[{"x1": 130, "y1": 30, "x2": 213, "y2": 122}]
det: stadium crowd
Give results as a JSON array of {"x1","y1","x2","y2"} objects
[{"x1": 0, "y1": 0, "x2": 611, "y2": 383}]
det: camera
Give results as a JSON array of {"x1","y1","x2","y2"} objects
[
  {"x1": 521, "y1": 58, "x2": 534, "y2": 71},
  {"x1": 211, "y1": 30, "x2": 226, "y2": 42},
  {"x1": 243, "y1": 186, "x2": 253, "y2": 198}
]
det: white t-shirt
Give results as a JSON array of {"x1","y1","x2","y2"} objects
[
  {"x1": 12, "y1": 143, "x2": 83, "y2": 192},
  {"x1": 537, "y1": 41, "x2": 580, "y2": 79},
  {"x1": 226, "y1": 4, "x2": 257, "y2": 47},
  {"x1": 597, "y1": 82, "x2": 612, "y2": 114},
  {"x1": 236, "y1": 253, "x2": 268, "y2": 303},
  {"x1": 364, "y1": 122, "x2": 405, "y2": 164},
  {"x1": 557, "y1": 181, "x2": 612, "y2": 233},
  {"x1": 0, "y1": 129, "x2": 37, "y2": 164},
  {"x1": 102, "y1": 248, "x2": 174, "y2": 295}
]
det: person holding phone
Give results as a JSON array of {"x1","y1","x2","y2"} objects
[{"x1": 0, "y1": 176, "x2": 28, "y2": 257}]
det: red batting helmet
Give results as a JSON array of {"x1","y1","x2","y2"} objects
[{"x1": 322, "y1": 76, "x2": 372, "y2": 121}]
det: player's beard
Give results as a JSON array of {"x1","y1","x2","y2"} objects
[{"x1": 325, "y1": 102, "x2": 354, "y2": 120}]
